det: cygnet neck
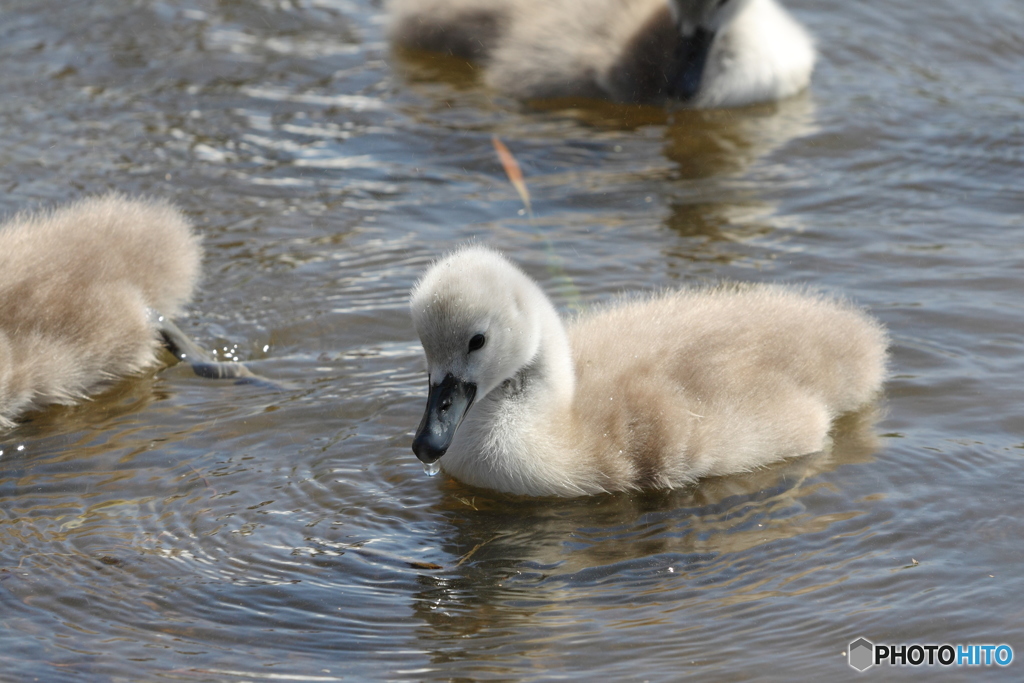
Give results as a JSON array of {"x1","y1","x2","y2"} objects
[{"x1": 488, "y1": 286, "x2": 575, "y2": 414}]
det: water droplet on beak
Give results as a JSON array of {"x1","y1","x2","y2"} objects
[{"x1": 423, "y1": 460, "x2": 441, "y2": 477}]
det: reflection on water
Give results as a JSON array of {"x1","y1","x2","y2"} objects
[
  {"x1": 2, "y1": 0, "x2": 1024, "y2": 680},
  {"x1": 402, "y1": 410, "x2": 885, "y2": 676},
  {"x1": 429, "y1": 409, "x2": 881, "y2": 574}
]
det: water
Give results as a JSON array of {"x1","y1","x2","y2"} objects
[{"x1": 1, "y1": 0, "x2": 1023, "y2": 680}]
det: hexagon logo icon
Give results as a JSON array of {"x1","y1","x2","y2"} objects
[{"x1": 849, "y1": 638, "x2": 875, "y2": 671}]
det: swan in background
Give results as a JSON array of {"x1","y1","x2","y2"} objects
[
  {"x1": 0, "y1": 194, "x2": 260, "y2": 430},
  {"x1": 388, "y1": 0, "x2": 815, "y2": 107},
  {"x1": 410, "y1": 245, "x2": 887, "y2": 497}
]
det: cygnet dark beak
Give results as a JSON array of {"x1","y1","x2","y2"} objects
[
  {"x1": 669, "y1": 26, "x2": 716, "y2": 101},
  {"x1": 412, "y1": 373, "x2": 477, "y2": 464}
]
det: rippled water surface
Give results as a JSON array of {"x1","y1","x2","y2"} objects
[{"x1": 2, "y1": 0, "x2": 1023, "y2": 680}]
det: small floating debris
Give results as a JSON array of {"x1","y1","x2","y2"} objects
[{"x1": 492, "y1": 135, "x2": 532, "y2": 218}]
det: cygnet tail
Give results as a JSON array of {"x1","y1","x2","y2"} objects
[{"x1": 387, "y1": 0, "x2": 509, "y2": 60}]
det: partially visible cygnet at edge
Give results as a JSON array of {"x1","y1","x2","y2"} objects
[
  {"x1": 388, "y1": 0, "x2": 815, "y2": 107},
  {"x1": 0, "y1": 194, "x2": 256, "y2": 430},
  {"x1": 409, "y1": 245, "x2": 887, "y2": 497}
]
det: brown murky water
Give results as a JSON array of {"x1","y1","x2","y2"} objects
[{"x1": 1, "y1": 0, "x2": 1023, "y2": 680}]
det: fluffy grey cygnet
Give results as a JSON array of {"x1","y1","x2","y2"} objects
[
  {"x1": 0, "y1": 194, "x2": 257, "y2": 429},
  {"x1": 388, "y1": 0, "x2": 815, "y2": 107},
  {"x1": 410, "y1": 245, "x2": 887, "y2": 497}
]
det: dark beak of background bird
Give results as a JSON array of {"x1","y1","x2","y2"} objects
[
  {"x1": 412, "y1": 373, "x2": 477, "y2": 464},
  {"x1": 669, "y1": 26, "x2": 715, "y2": 101}
]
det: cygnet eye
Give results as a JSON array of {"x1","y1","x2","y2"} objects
[{"x1": 468, "y1": 333, "x2": 486, "y2": 353}]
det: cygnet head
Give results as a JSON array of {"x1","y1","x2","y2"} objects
[
  {"x1": 409, "y1": 246, "x2": 551, "y2": 464},
  {"x1": 670, "y1": 0, "x2": 751, "y2": 35},
  {"x1": 667, "y1": 0, "x2": 753, "y2": 100}
]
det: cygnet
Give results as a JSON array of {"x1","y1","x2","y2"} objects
[
  {"x1": 410, "y1": 245, "x2": 887, "y2": 496},
  {"x1": 0, "y1": 194, "x2": 258, "y2": 429},
  {"x1": 388, "y1": 0, "x2": 815, "y2": 107}
]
